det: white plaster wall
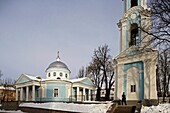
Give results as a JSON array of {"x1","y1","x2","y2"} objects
[
  {"x1": 66, "y1": 84, "x2": 72, "y2": 98},
  {"x1": 46, "y1": 68, "x2": 70, "y2": 80},
  {"x1": 115, "y1": 64, "x2": 124, "y2": 100},
  {"x1": 141, "y1": 14, "x2": 151, "y2": 48},
  {"x1": 126, "y1": 67, "x2": 140, "y2": 100},
  {"x1": 120, "y1": 20, "x2": 127, "y2": 52}
]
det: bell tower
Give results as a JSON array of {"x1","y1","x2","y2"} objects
[
  {"x1": 114, "y1": 0, "x2": 158, "y2": 102},
  {"x1": 118, "y1": 0, "x2": 151, "y2": 52}
]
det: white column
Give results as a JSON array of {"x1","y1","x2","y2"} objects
[
  {"x1": 26, "y1": 86, "x2": 29, "y2": 101},
  {"x1": 20, "y1": 87, "x2": 23, "y2": 101},
  {"x1": 32, "y1": 85, "x2": 35, "y2": 101},
  {"x1": 83, "y1": 88, "x2": 86, "y2": 101},
  {"x1": 77, "y1": 87, "x2": 79, "y2": 101},
  {"x1": 89, "y1": 90, "x2": 91, "y2": 101},
  {"x1": 16, "y1": 88, "x2": 18, "y2": 101}
]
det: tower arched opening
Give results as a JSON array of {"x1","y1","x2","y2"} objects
[
  {"x1": 129, "y1": 23, "x2": 139, "y2": 47},
  {"x1": 131, "y1": 0, "x2": 138, "y2": 8}
]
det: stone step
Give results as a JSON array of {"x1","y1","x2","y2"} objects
[{"x1": 114, "y1": 105, "x2": 136, "y2": 113}]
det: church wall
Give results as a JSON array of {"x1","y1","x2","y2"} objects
[
  {"x1": 143, "y1": 52, "x2": 158, "y2": 100},
  {"x1": 126, "y1": 67, "x2": 140, "y2": 100},
  {"x1": 42, "y1": 82, "x2": 68, "y2": 101},
  {"x1": 120, "y1": 20, "x2": 127, "y2": 52},
  {"x1": 140, "y1": 14, "x2": 151, "y2": 48},
  {"x1": 114, "y1": 50, "x2": 158, "y2": 101},
  {"x1": 114, "y1": 63, "x2": 124, "y2": 100},
  {"x1": 124, "y1": 61, "x2": 144, "y2": 100}
]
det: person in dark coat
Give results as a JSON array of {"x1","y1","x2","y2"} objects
[{"x1": 122, "y1": 92, "x2": 127, "y2": 105}]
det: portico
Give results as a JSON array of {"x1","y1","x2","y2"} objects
[
  {"x1": 72, "y1": 86, "x2": 92, "y2": 101},
  {"x1": 16, "y1": 84, "x2": 40, "y2": 101}
]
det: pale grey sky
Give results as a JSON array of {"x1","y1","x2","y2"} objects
[{"x1": 0, "y1": 0, "x2": 123, "y2": 80}]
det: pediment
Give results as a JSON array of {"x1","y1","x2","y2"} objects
[
  {"x1": 81, "y1": 78, "x2": 94, "y2": 86},
  {"x1": 114, "y1": 46, "x2": 140, "y2": 59},
  {"x1": 72, "y1": 77, "x2": 94, "y2": 87},
  {"x1": 114, "y1": 46, "x2": 157, "y2": 61},
  {"x1": 15, "y1": 73, "x2": 32, "y2": 84}
]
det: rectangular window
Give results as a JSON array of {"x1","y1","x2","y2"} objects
[
  {"x1": 54, "y1": 89, "x2": 58, "y2": 97},
  {"x1": 131, "y1": 85, "x2": 136, "y2": 92}
]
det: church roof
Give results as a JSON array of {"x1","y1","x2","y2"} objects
[{"x1": 46, "y1": 61, "x2": 70, "y2": 71}]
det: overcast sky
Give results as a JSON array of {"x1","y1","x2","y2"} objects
[{"x1": 0, "y1": 0, "x2": 123, "y2": 80}]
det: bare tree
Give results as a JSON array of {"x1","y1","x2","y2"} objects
[
  {"x1": 140, "y1": 0, "x2": 170, "y2": 48},
  {"x1": 88, "y1": 44, "x2": 114, "y2": 101},
  {"x1": 140, "y1": 0, "x2": 170, "y2": 102},
  {"x1": 88, "y1": 59, "x2": 104, "y2": 101},
  {"x1": 157, "y1": 48, "x2": 170, "y2": 102},
  {"x1": 77, "y1": 66, "x2": 88, "y2": 78}
]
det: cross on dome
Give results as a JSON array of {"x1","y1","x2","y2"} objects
[{"x1": 56, "y1": 51, "x2": 60, "y2": 61}]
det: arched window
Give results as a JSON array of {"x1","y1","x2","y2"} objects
[
  {"x1": 53, "y1": 72, "x2": 56, "y2": 76},
  {"x1": 48, "y1": 73, "x2": 50, "y2": 77},
  {"x1": 65, "y1": 74, "x2": 67, "y2": 78},
  {"x1": 60, "y1": 72, "x2": 63, "y2": 77},
  {"x1": 129, "y1": 23, "x2": 140, "y2": 46},
  {"x1": 131, "y1": 0, "x2": 138, "y2": 8}
]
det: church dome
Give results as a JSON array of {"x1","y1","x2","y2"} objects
[
  {"x1": 46, "y1": 52, "x2": 71, "y2": 80},
  {"x1": 47, "y1": 60, "x2": 70, "y2": 71}
]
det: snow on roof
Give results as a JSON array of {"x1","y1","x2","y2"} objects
[
  {"x1": 20, "y1": 102, "x2": 112, "y2": 113},
  {"x1": 69, "y1": 77, "x2": 87, "y2": 83},
  {"x1": 0, "y1": 86, "x2": 15, "y2": 90},
  {"x1": 23, "y1": 74, "x2": 90, "y2": 84},
  {"x1": 25, "y1": 74, "x2": 41, "y2": 81},
  {"x1": 0, "y1": 86, "x2": 5, "y2": 89}
]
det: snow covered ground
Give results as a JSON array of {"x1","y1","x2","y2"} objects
[
  {"x1": 0, "y1": 110, "x2": 25, "y2": 113},
  {"x1": 141, "y1": 104, "x2": 170, "y2": 113},
  {"x1": 1, "y1": 102, "x2": 169, "y2": 113},
  {"x1": 20, "y1": 102, "x2": 112, "y2": 113}
]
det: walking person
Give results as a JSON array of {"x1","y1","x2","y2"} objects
[{"x1": 122, "y1": 92, "x2": 127, "y2": 105}]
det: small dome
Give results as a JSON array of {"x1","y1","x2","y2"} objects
[{"x1": 47, "y1": 61, "x2": 70, "y2": 71}]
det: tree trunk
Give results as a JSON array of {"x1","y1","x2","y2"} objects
[
  {"x1": 105, "y1": 88, "x2": 110, "y2": 101},
  {"x1": 96, "y1": 87, "x2": 101, "y2": 101}
]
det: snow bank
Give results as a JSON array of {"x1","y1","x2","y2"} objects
[
  {"x1": 141, "y1": 104, "x2": 170, "y2": 113},
  {"x1": 20, "y1": 102, "x2": 112, "y2": 113}
]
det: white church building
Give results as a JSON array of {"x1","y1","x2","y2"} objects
[
  {"x1": 114, "y1": 0, "x2": 158, "y2": 101},
  {"x1": 15, "y1": 53, "x2": 94, "y2": 102}
]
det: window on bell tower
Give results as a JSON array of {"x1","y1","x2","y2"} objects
[
  {"x1": 131, "y1": 0, "x2": 138, "y2": 8},
  {"x1": 129, "y1": 23, "x2": 140, "y2": 47}
]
